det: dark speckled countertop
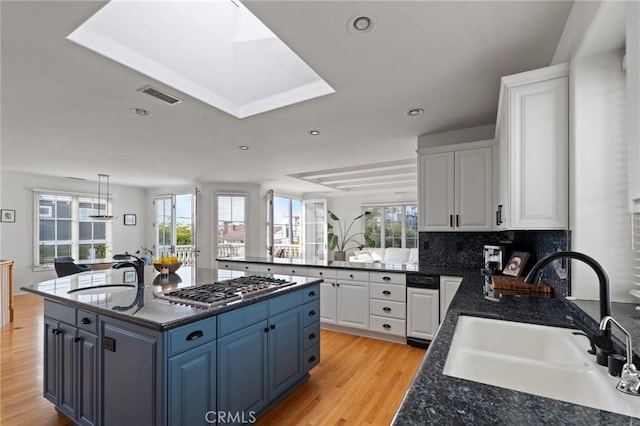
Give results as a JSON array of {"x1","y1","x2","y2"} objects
[
  {"x1": 20, "y1": 266, "x2": 321, "y2": 331},
  {"x1": 392, "y1": 271, "x2": 640, "y2": 425}
]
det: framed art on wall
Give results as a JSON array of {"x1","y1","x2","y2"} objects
[
  {"x1": 1, "y1": 209, "x2": 15, "y2": 223},
  {"x1": 124, "y1": 214, "x2": 136, "y2": 226}
]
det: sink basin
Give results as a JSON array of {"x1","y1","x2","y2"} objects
[
  {"x1": 443, "y1": 316, "x2": 640, "y2": 418},
  {"x1": 67, "y1": 284, "x2": 135, "y2": 295}
]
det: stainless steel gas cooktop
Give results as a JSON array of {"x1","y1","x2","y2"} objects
[{"x1": 155, "y1": 275, "x2": 295, "y2": 308}]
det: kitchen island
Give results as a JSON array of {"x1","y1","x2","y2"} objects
[
  {"x1": 392, "y1": 270, "x2": 640, "y2": 425},
  {"x1": 21, "y1": 266, "x2": 322, "y2": 426}
]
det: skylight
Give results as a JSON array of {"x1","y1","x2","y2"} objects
[{"x1": 67, "y1": 0, "x2": 335, "y2": 118}]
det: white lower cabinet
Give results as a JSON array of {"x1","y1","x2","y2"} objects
[
  {"x1": 336, "y1": 271, "x2": 369, "y2": 329},
  {"x1": 406, "y1": 288, "x2": 440, "y2": 341},
  {"x1": 440, "y1": 276, "x2": 463, "y2": 321},
  {"x1": 368, "y1": 272, "x2": 407, "y2": 337}
]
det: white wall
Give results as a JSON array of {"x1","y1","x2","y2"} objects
[
  {"x1": 1, "y1": 170, "x2": 146, "y2": 292},
  {"x1": 570, "y1": 50, "x2": 632, "y2": 302}
]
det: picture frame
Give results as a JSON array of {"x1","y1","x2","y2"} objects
[
  {"x1": 1, "y1": 209, "x2": 15, "y2": 223},
  {"x1": 123, "y1": 214, "x2": 136, "y2": 226},
  {"x1": 503, "y1": 251, "x2": 530, "y2": 277}
]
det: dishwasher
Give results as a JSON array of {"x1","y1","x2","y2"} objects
[{"x1": 406, "y1": 273, "x2": 440, "y2": 348}]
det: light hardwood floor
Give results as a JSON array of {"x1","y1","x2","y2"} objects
[{"x1": 1, "y1": 294, "x2": 426, "y2": 425}]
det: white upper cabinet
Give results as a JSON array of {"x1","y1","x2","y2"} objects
[
  {"x1": 418, "y1": 143, "x2": 494, "y2": 232},
  {"x1": 496, "y1": 63, "x2": 569, "y2": 229}
]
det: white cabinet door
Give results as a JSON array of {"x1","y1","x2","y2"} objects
[
  {"x1": 419, "y1": 147, "x2": 493, "y2": 232},
  {"x1": 320, "y1": 281, "x2": 337, "y2": 324},
  {"x1": 419, "y1": 152, "x2": 455, "y2": 231},
  {"x1": 498, "y1": 66, "x2": 569, "y2": 229},
  {"x1": 439, "y1": 276, "x2": 463, "y2": 321},
  {"x1": 455, "y1": 147, "x2": 493, "y2": 231},
  {"x1": 406, "y1": 288, "x2": 440, "y2": 341},
  {"x1": 336, "y1": 280, "x2": 369, "y2": 329}
]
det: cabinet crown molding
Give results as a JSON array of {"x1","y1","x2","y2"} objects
[{"x1": 416, "y1": 139, "x2": 495, "y2": 156}]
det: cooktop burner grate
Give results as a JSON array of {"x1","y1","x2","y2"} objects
[{"x1": 155, "y1": 275, "x2": 295, "y2": 308}]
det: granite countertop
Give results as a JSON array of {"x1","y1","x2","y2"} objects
[
  {"x1": 20, "y1": 266, "x2": 321, "y2": 331},
  {"x1": 393, "y1": 271, "x2": 640, "y2": 425},
  {"x1": 217, "y1": 255, "x2": 477, "y2": 275}
]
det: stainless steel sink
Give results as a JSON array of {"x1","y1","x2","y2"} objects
[{"x1": 67, "y1": 284, "x2": 135, "y2": 295}]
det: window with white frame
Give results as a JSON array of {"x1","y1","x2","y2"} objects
[
  {"x1": 363, "y1": 203, "x2": 418, "y2": 249},
  {"x1": 34, "y1": 191, "x2": 112, "y2": 268},
  {"x1": 217, "y1": 194, "x2": 246, "y2": 257}
]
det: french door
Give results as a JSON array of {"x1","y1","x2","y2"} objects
[
  {"x1": 301, "y1": 199, "x2": 327, "y2": 261},
  {"x1": 154, "y1": 190, "x2": 198, "y2": 266}
]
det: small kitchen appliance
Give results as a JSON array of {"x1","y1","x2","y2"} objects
[{"x1": 482, "y1": 245, "x2": 506, "y2": 276}]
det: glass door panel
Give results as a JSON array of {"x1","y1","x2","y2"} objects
[{"x1": 301, "y1": 199, "x2": 327, "y2": 261}]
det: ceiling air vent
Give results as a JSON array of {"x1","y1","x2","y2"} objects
[{"x1": 138, "y1": 86, "x2": 183, "y2": 105}]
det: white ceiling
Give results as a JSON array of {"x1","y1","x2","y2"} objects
[{"x1": 0, "y1": 0, "x2": 573, "y2": 196}]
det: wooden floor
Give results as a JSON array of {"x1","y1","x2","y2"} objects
[{"x1": 0, "y1": 294, "x2": 425, "y2": 425}]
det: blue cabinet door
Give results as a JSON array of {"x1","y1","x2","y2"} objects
[
  {"x1": 102, "y1": 322, "x2": 160, "y2": 426},
  {"x1": 168, "y1": 340, "x2": 216, "y2": 426},
  {"x1": 217, "y1": 320, "x2": 268, "y2": 417},
  {"x1": 43, "y1": 318, "x2": 59, "y2": 405},
  {"x1": 78, "y1": 330, "x2": 98, "y2": 426},
  {"x1": 268, "y1": 307, "x2": 303, "y2": 399},
  {"x1": 58, "y1": 322, "x2": 78, "y2": 420}
]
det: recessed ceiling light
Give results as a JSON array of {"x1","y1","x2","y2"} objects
[
  {"x1": 238, "y1": 145, "x2": 250, "y2": 150},
  {"x1": 353, "y1": 17, "x2": 371, "y2": 31},
  {"x1": 131, "y1": 107, "x2": 151, "y2": 116},
  {"x1": 308, "y1": 130, "x2": 320, "y2": 136},
  {"x1": 407, "y1": 108, "x2": 424, "y2": 117},
  {"x1": 347, "y1": 14, "x2": 376, "y2": 36}
]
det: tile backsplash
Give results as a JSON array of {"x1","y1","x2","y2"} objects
[{"x1": 418, "y1": 230, "x2": 570, "y2": 296}]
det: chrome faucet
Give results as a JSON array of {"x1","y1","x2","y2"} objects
[
  {"x1": 599, "y1": 316, "x2": 640, "y2": 395},
  {"x1": 524, "y1": 251, "x2": 611, "y2": 336}
]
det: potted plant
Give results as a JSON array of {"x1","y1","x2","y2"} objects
[
  {"x1": 95, "y1": 244, "x2": 108, "y2": 261},
  {"x1": 327, "y1": 210, "x2": 371, "y2": 261}
]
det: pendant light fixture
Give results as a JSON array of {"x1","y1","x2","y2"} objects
[{"x1": 88, "y1": 174, "x2": 115, "y2": 220}]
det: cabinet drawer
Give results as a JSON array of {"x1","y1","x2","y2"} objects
[
  {"x1": 76, "y1": 309, "x2": 98, "y2": 333},
  {"x1": 307, "y1": 268, "x2": 337, "y2": 280},
  {"x1": 369, "y1": 272, "x2": 405, "y2": 285},
  {"x1": 369, "y1": 300, "x2": 406, "y2": 320},
  {"x1": 217, "y1": 261, "x2": 244, "y2": 271},
  {"x1": 269, "y1": 290, "x2": 304, "y2": 316},
  {"x1": 259, "y1": 264, "x2": 284, "y2": 274},
  {"x1": 44, "y1": 299, "x2": 76, "y2": 324},
  {"x1": 218, "y1": 301, "x2": 268, "y2": 337},
  {"x1": 370, "y1": 283, "x2": 406, "y2": 302},
  {"x1": 281, "y1": 266, "x2": 309, "y2": 276},
  {"x1": 303, "y1": 284, "x2": 320, "y2": 303},
  {"x1": 336, "y1": 270, "x2": 369, "y2": 282},
  {"x1": 369, "y1": 316, "x2": 406, "y2": 337},
  {"x1": 168, "y1": 316, "x2": 217, "y2": 356},
  {"x1": 303, "y1": 344, "x2": 320, "y2": 371},
  {"x1": 303, "y1": 322, "x2": 320, "y2": 351},
  {"x1": 302, "y1": 299, "x2": 320, "y2": 328}
]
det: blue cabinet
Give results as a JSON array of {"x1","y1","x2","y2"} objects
[
  {"x1": 217, "y1": 284, "x2": 321, "y2": 420},
  {"x1": 43, "y1": 301, "x2": 98, "y2": 426},
  {"x1": 218, "y1": 319, "x2": 269, "y2": 415},
  {"x1": 168, "y1": 340, "x2": 217, "y2": 426},
  {"x1": 102, "y1": 319, "x2": 162, "y2": 426},
  {"x1": 167, "y1": 315, "x2": 217, "y2": 426}
]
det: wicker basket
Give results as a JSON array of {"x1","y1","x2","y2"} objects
[{"x1": 152, "y1": 262, "x2": 182, "y2": 274}]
